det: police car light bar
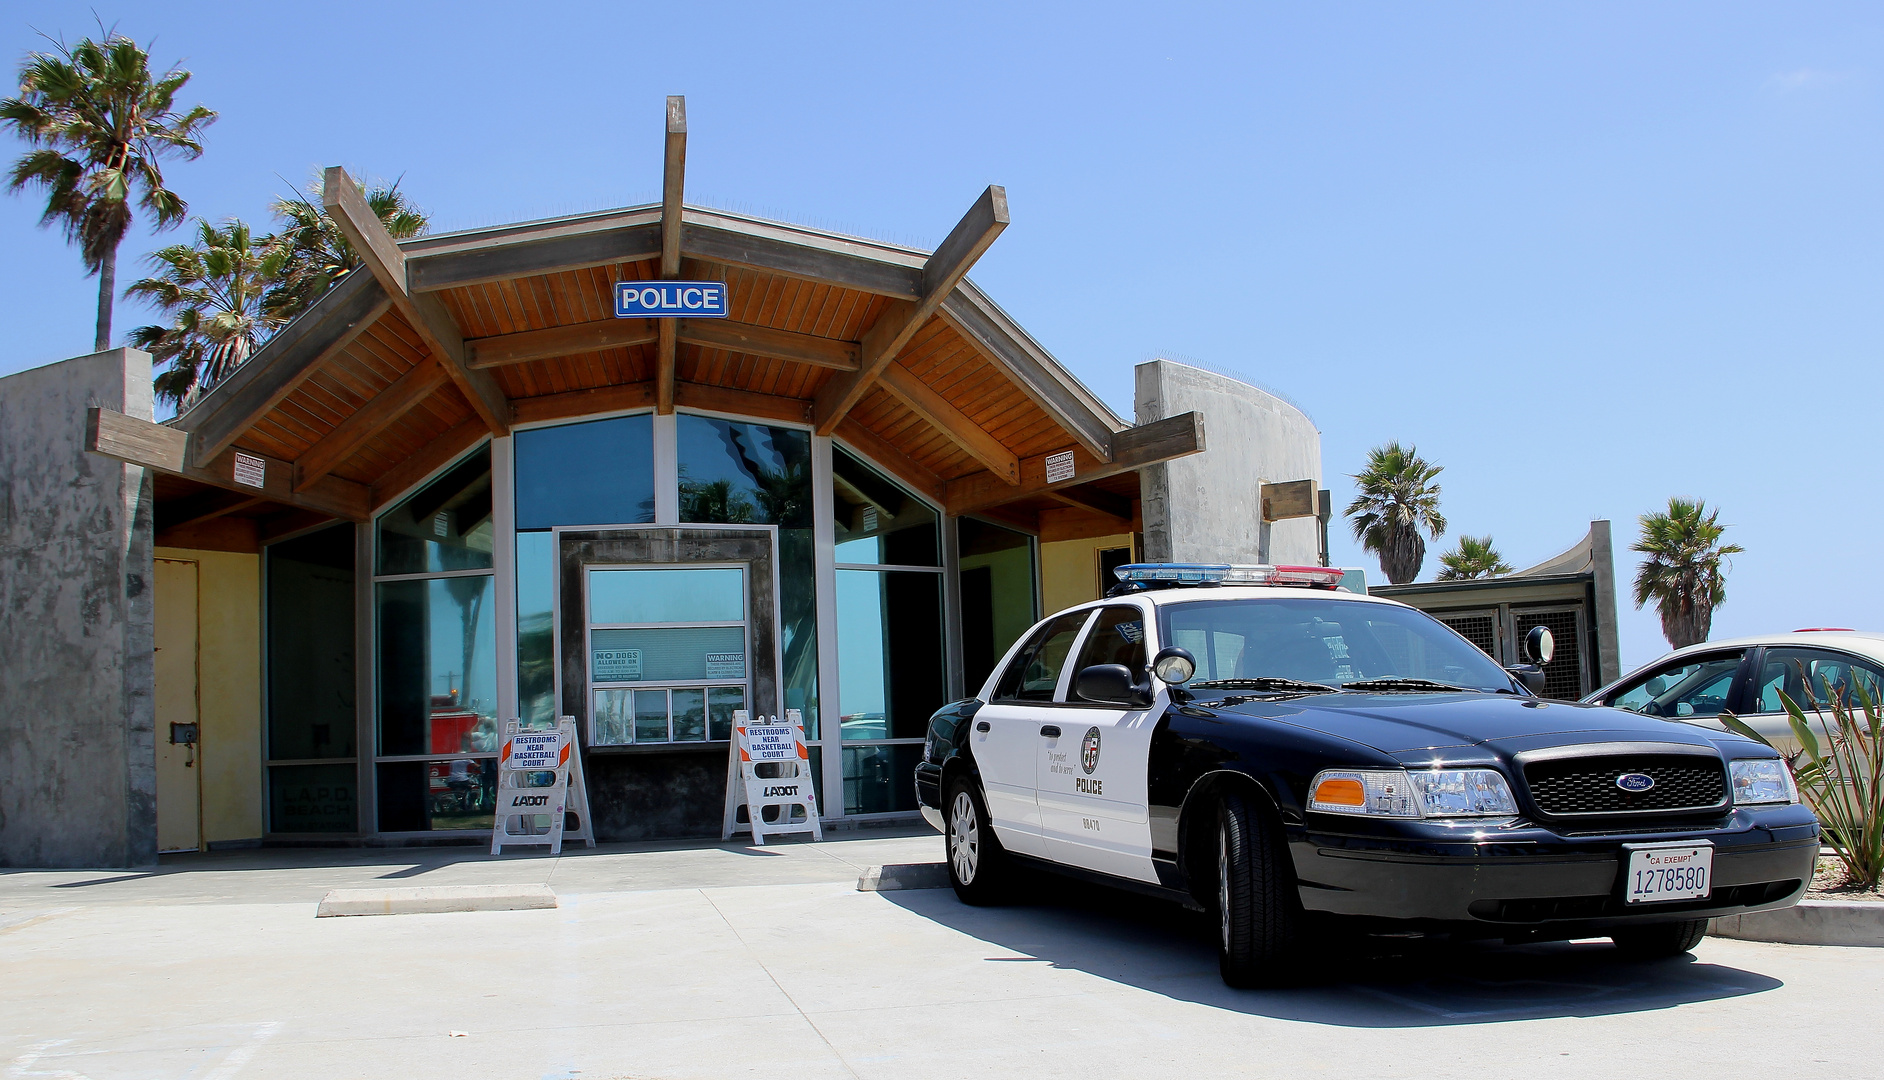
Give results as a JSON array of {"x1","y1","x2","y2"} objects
[{"x1": 1112, "y1": 563, "x2": 1346, "y2": 589}]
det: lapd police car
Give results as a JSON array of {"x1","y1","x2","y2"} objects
[{"x1": 913, "y1": 564, "x2": 1819, "y2": 987}]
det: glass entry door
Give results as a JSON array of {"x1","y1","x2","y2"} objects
[{"x1": 585, "y1": 566, "x2": 750, "y2": 746}]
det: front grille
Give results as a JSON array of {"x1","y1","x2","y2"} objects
[{"x1": 1523, "y1": 755, "x2": 1726, "y2": 816}]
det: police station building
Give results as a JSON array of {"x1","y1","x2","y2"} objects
[{"x1": 0, "y1": 100, "x2": 1327, "y2": 866}]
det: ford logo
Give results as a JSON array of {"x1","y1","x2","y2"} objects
[{"x1": 1615, "y1": 772, "x2": 1656, "y2": 793}]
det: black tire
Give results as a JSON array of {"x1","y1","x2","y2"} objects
[
  {"x1": 1216, "y1": 790, "x2": 1304, "y2": 988},
  {"x1": 1610, "y1": 919, "x2": 1708, "y2": 959},
  {"x1": 945, "y1": 775, "x2": 1009, "y2": 905}
]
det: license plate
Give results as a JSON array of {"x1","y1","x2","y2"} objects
[{"x1": 1623, "y1": 842, "x2": 1713, "y2": 904}]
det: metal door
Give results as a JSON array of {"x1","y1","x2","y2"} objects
[{"x1": 155, "y1": 558, "x2": 202, "y2": 853}]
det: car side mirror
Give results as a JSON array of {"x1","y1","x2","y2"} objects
[
  {"x1": 1507, "y1": 665, "x2": 1547, "y2": 695},
  {"x1": 1074, "y1": 664, "x2": 1154, "y2": 708},
  {"x1": 1524, "y1": 625, "x2": 1555, "y2": 665},
  {"x1": 1151, "y1": 646, "x2": 1196, "y2": 685},
  {"x1": 1676, "y1": 702, "x2": 1694, "y2": 717}
]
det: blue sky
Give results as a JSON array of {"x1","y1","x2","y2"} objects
[{"x1": 4, "y1": 2, "x2": 1881, "y2": 671}]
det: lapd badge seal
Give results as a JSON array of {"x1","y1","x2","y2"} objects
[{"x1": 1080, "y1": 727, "x2": 1102, "y2": 774}]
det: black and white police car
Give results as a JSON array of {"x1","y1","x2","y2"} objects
[{"x1": 913, "y1": 563, "x2": 1819, "y2": 987}]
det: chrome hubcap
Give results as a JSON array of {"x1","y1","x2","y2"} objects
[{"x1": 950, "y1": 791, "x2": 979, "y2": 884}]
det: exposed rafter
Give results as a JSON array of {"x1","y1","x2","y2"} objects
[
  {"x1": 294, "y1": 360, "x2": 451, "y2": 491},
  {"x1": 323, "y1": 166, "x2": 510, "y2": 436},
  {"x1": 812, "y1": 185, "x2": 1008, "y2": 436},
  {"x1": 656, "y1": 95, "x2": 687, "y2": 415},
  {"x1": 1046, "y1": 485, "x2": 1134, "y2": 522},
  {"x1": 946, "y1": 411, "x2": 1205, "y2": 517},
  {"x1": 466, "y1": 319, "x2": 657, "y2": 369},
  {"x1": 87, "y1": 408, "x2": 369, "y2": 522},
  {"x1": 876, "y1": 364, "x2": 1018, "y2": 484}
]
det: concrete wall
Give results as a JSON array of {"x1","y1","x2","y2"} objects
[
  {"x1": 1135, "y1": 360, "x2": 1323, "y2": 566},
  {"x1": 0, "y1": 349, "x2": 157, "y2": 867},
  {"x1": 155, "y1": 546, "x2": 264, "y2": 846}
]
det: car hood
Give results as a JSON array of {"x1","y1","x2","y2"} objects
[{"x1": 1207, "y1": 691, "x2": 1723, "y2": 757}]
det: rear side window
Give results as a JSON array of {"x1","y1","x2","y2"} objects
[
  {"x1": 1753, "y1": 648, "x2": 1884, "y2": 712},
  {"x1": 1608, "y1": 652, "x2": 1744, "y2": 718},
  {"x1": 1071, "y1": 607, "x2": 1149, "y2": 703},
  {"x1": 993, "y1": 612, "x2": 1093, "y2": 702}
]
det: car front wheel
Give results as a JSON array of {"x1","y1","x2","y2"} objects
[
  {"x1": 1610, "y1": 918, "x2": 1708, "y2": 958},
  {"x1": 945, "y1": 775, "x2": 1009, "y2": 905},
  {"x1": 1216, "y1": 790, "x2": 1304, "y2": 987}
]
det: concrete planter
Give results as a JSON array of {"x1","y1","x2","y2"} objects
[{"x1": 1710, "y1": 900, "x2": 1884, "y2": 947}]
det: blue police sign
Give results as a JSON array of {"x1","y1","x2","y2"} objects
[{"x1": 614, "y1": 281, "x2": 729, "y2": 318}]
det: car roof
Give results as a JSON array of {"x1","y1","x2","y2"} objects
[{"x1": 1647, "y1": 630, "x2": 1884, "y2": 663}]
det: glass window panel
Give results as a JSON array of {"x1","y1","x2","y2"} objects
[
  {"x1": 516, "y1": 531, "x2": 556, "y2": 727},
  {"x1": 375, "y1": 759, "x2": 497, "y2": 832},
  {"x1": 678, "y1": 415, "x2": 818, "y2": 737},
  {"x1": 959, "y1": 518, "x2": 1037, "y2": 695},
  {"x1": 993, "y1": 612, "x2": 1092, "y2": 703},
  {"x1": 589, "y1": 567, "x2": 744, "y2": 624},
  {"x1": 268, "y1": 763, "x2": 357, "y2": 833},
  {"x1": 1754, "y1": 648, "x2": 1884, "y2": 712},
  {"x1": 376, "y1": 577, "x2": 499, "y2": 756},
  {"x1": 594, "y1": 689, "x2": 634, "y2": 745},
  {"x1": 635, "y1": 689, "x2": 670, "y2": 742},
  {"x1": 842, "y1": 744, "x2": 923, "y2": 815},
  {"x1": 266, "y1": 524, "x2": 356, "y2": 760},
  {"x1": 709, "y1": 686, "x2": 744, "y2": 741},
  {"x1": 590, "y1": 626, "x2": 746, "y2": 683},
  {"x1": 1071, "y1": 606, "x2": 1150, "y2": 702},
  {"x1": 377, "y1": 446, "x2": 493, "y2": 575},
  {"x1": 832, "y1": 447, "x2": 939, "y2": 566},
  {"x1": 838, "y1": 569, "x2": 945, "y2": 740},
  {"x1": 672, "y1": 689, "x2": 706, "y2": 741},
  {"x1": 514, "y1": 414, "x2": 655, "y2": 529}
]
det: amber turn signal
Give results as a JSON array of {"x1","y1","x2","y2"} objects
[{"x1": 1311, "y1": 777, "x2": 1366, "y2": 806}]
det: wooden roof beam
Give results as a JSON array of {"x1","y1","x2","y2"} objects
[
  {"x1": 812, "y1": 185, "x2": 1008, "y2": 436},
  {"x1": 323, "y1": 166, "x2": 510, "y2": 437},
  {"x1": 946, "y1": 411, "x2": 1205, "y2": 517},
  {"x1": 293, "y1": 360, "x2": 452, "y2": 491},
  {"x1": 368, "y1": 416, "x2": 488, "y2": 511},
  {"x1": 877, "y1": 365, "x2": 1018, "y2": 484},
  {"x1": 466, "y1": 317, "x2": 858, "y2": 372},
  {"x1": 656, "y1": 95, "x2": 686, "y2": 415},
  {"x1": 1045, "y1": 484, "x2": 1133, "y2": 522},
  {"x1": 466, "y1": 319, "x2": 658, "y2": 369},
  {"x1": 156, "y1": 488, "x2": 267, "y2": 533},
  {"x1": 87, "y1": 407, "x2": 369, "y2": 522}
]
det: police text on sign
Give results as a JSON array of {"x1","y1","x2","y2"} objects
[{"x1": 614, "y1": 281, "x2": 729, "y2": 318}]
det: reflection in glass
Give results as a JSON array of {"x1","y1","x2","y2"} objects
[
  {"x1": 266, "y1": 524, "x2": 356, "y2": 760},
  {"x1": 377, "y1": 446, "x2": 493, "y2": 575},
  {"x1": 516, "y1": 531, "x2": 555, "y2": 726},
  {"x1": 514, "y1": 414, "x2": 655, "y2": 529},
  {"x1": 268, "y1": 763, "x2": 357, "y2": 833},
  {"x1": 589, "y1": 567, "x2": 744, "y2": 624},
  {"x1": 832, "y1": 447, "x2": 939, "y2": 566},
  {"x1": 843, "y1": 744, "x2": 923, "y2": 814},
  {"x1": 594, "y1": 689, "x2": 633, "y2": 744},
  {"x1": 958, "y1": 518, "x2": 1037, "y2": 695},
  {"x1": 635, "y1": 689, "x2": 668, "y2": 742},
  {"x1": 678, "y1": 415, "x2": 819, "y2": 736},
  {"x1": 672, "y1": 689, "x2": 706, "y2": 741},
  {"x1": 709, "y1": 686, "x2": 744, "y2": 741},
  {"x1": 377, "y1": 577, "x2": 498, "y2": 757},
  {"x1": 375, "y1": 759, "x2": 497, "y2": 831},
  {"x1": 838, "y1": 570, "x2": 944, "y2": 740}
]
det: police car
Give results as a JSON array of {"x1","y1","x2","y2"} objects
[{"x1": 913, "y1": 564, "x2": 1819, "y2": 987}]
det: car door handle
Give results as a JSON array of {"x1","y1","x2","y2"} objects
[
  {"x1": 975, "y1": 721, "x2": 990, "y2": 733},
  {"x1": 1040, "y1": 725, "x2": 1062, "y2": 738}
]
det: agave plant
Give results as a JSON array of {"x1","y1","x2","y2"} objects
[{"x1": 1723, "y1": 678, "x2": 1883, "y2": 889}]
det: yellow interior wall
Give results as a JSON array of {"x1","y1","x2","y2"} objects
[
  {"x1": 1040, "y1": 534, "x2": 1134, "y2": 615},
  {"x1": 155, "y1": 547, "x2": 264, "y2": 845}
]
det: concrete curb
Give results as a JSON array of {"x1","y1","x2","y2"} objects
[
  {"x1": 1709, "y1": 900, "x2": 1884, "y2": 947},
  {"x1": 315, "y1": 884, "x2": 558, "y2": 917},
  {"x1": 858, "y1": 863, "x2": 950, "y2": 892}
]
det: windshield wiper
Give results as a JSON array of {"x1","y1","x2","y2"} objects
[
  {"x1": 1192, "y1": 677, "x2": 1338, "y2": 694},
  {"x1": 1339, "y1": 678, "x2": 1483, "y2": 693}
]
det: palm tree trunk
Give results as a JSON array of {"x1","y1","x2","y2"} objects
[{"x1": 94, "y1": 244, "x2": 116, "y2": 352}]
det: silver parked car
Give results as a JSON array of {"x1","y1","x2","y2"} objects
[{"x1": 1583, "y1": 630, "x2": 1884, "y2": 752}]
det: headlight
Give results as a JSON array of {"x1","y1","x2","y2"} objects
[
  {"x1": 1405, "y1": 769, "x2": 1519, "y2": 816},
  {"x1": 1309, "y1": 768, "x2": 1517, "y2": 818},
  {"x1": 1730, "y1": 758, "x2": 1796, "y2": 805}
]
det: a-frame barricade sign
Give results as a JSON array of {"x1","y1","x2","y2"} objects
[
  {"x1": 720, "y1": 709, "x2": 822, "y2": 844},
  {"x1": 491, "y1": 716, "x2": 595, "y2": 855}
]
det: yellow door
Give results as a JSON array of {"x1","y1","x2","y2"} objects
[{"x1": 155, "y1": 559, "x2": 202, "y2": 853}]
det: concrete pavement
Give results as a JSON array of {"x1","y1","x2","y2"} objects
[{"x1": 3, "y1": 828, "x2": 1878, "y2": 1078}]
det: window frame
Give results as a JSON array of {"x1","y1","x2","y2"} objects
[
  {"x1": 990, "y1": 608, "x2": 1101, "y2": 706},
  {"x1": 580, "y1": 562, "x2": 753, "y2": 748},
  {"x1": 1602, "y1": 648, "x2": 1752, "y2": 717},
  {"x1": 1744, "y1": 645, "x2": 1884, "y2": 714}
]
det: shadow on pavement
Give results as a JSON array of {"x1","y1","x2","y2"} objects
[{"x1": 883, "y1": 872, "x2": 1784, "y2": 1027}]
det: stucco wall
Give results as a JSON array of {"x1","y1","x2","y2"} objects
[
  {"x1": 0, "y1": 348, "x2": 157, "y2": 867},
  {"x1": 1041, "y1": 533, "x2": 1133, "y2": 614},
  {"x1": 1135, "y1": 360, "x2": 1323, "y2": 567},
  {"x1": 155, "y1": 546, "x2": 264, "y2": 845}
]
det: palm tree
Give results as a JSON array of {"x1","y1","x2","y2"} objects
[
  {"x1": 1, "y1": 32, "x2": 215, "y2": 351},
  {"x1": 265, "y1": 175, "x2": 427, "y2": 322},
  {"x1": 127, "y1": 218, "x2": 287, "y2": 407},
  {"x1": 1633, "y1": 498, "x2": 1744, "y2": 649},
  {"x1": 1345, "y1": 441, "x2": 1446, "y2": 585},
  {"x1": 1437, "y1": 535, "x2": 1514, "y2": 580}
]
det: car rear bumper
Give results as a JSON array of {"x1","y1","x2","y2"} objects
[{"x1": 1292, "y1": 812, "x2": 1819, "y2": 930}]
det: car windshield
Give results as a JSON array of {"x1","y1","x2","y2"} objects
[{"x1": 1159, "y1": 596, "x2": 1515, "y2": 693}]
